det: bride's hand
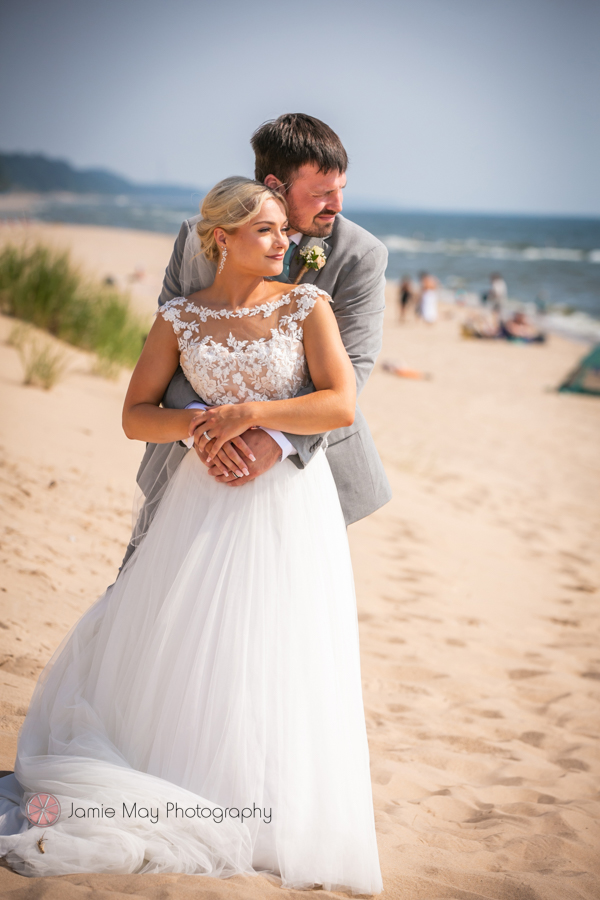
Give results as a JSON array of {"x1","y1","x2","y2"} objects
[
  {"x1": 194, "y1": 435, "x2": 256, "y2": 478},
  {"x1": 189, "y1": 403, "x2": 257, "y2": 464}
]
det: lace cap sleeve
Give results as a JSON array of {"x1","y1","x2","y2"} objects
[
  {"x1": 157, "y1": 297, "x2": 187, "y2": 333},
  {"x1": 289, "y1": 283, "x2": 333, "y2": 322},
  {"x1": 156, "y1": 297, "x2": 203, "y2": 353}
]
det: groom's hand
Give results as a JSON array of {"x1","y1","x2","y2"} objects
[{"x1": 198, "y1": 428, "x2": 282, "y2": 486}]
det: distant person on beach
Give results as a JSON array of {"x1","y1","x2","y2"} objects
[
  {"x1": 398, "y1": 276, "x2": 415, "y2": 321},
  {"x1": 500, "y1": 311, "x2": 546, "y2": 343},
  {"x1": 418, "y1": 271, "x2": 438, "y2": 324},
  {"x1": 462, "y1": 309, "x2": 502, "y2": 339},
  {"x1": 484, "y1": 272, "x2": 507, "y2": 314},
  {"x1": 462, "y1": 309, "x2": 546, "y2": 342}
]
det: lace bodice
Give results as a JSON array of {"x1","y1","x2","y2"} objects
[{"x1": 159, "y1": 283, "x2": 332, "y2": 405}]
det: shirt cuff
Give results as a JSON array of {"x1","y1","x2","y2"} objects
[
  {"x1": 260, "y1": 427, "x2": 298, "y2": 461},
  {"x1": 183, "y1": 401, "x2": 208, "y2": 448},
  {"x1": 183, "y1": 403, "x2": 297, "y2": 461}
]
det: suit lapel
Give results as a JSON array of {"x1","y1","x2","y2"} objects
[{"x1": 287, "y1": 235, "x2": 311, "y2": 283}]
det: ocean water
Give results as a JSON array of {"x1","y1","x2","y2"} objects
[
  {"x1": 4, "y1": 193, "x2": 599, "y2": 337},
  {"x1": 351, "y1": 210, "x2": 600, "y2": 319}
]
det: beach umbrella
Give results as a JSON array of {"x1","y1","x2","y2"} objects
[{"x1": 558, "y1": 343, "x2": 600, "y2": 396}]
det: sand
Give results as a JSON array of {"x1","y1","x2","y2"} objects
[{"x1": 0, "y1": 222, "x2": 599, "y2": 899}]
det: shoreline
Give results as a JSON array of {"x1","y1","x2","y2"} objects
[{"x1": 1, "y1": 217, "x2": 599, "y2": 343}]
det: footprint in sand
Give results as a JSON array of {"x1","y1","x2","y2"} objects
[
  {"x1": 0, "y1": 655, "x2": 45, "y2": 679},
  {"x1": 519, "y1": 731, "x2": 545, "y2": 747},
  {"x1": 555, "y1": 758, "x2": 589, "y2": 772},
  {"x1": 508, "y1": 668, "x2": 548, "y2": 680}
]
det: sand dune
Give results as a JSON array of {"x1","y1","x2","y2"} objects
[{"x1": 0, "y1": 223, "x2": 599, "y2": 899}]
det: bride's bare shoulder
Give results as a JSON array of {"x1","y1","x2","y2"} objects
[
  {"x1": 260, "y1": 281, "x2": 294, "y2": 303},
  {"x1": 262, "y1": 282, "x2": 331, "y2": 304},
  {"x1": 181, "y1": 287, "x2": 213, "y2": 306}
]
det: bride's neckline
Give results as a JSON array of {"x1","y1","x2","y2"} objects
[{"x1": 178, "y1": 284, "x2": 311, "y2": 318}]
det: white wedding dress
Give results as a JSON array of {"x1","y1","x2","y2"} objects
[{"x1": 0, "y1": 284, "x2": 383, "y2": 895}]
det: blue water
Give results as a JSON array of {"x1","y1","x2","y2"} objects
[
  {"x1": 4, "y1": 193, "x2": 600, "y2": 320},
  {"x1": 350, "y1": 210, "x2": 600, "y2": 320}
]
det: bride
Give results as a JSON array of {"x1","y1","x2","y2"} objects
[{"x1": 0, "y1": 177, "x2": 383, "y2": 895}]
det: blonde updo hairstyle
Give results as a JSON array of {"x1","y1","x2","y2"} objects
[{"x1": 196, "y1": 176, "x2": 288, "y2": 263}]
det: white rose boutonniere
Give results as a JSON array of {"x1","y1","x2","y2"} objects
[{"x1": 294, "y1": 245, "x2": 327, "y2": 284}]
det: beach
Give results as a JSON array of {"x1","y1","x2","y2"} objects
[{"x1": 0, "y1": 222, "x2": 599, "y2": 899}]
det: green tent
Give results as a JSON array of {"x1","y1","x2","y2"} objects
[{"x1": 558, "y1": 343, "x2": 600, "y2": 395}]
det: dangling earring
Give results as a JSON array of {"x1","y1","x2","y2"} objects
[{"x1": 218, "y1": 247, "x2": 227, "y2": 275}]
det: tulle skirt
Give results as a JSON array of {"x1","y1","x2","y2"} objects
[{"x1": 0, "y1": 448, "x2": 383, "y2": 894}]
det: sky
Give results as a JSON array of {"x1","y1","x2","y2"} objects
[{"x1": 0, "y1": 0, "x2": 599, "y2": 216}]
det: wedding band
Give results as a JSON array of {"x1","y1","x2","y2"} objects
[{"x1": 202, "y1": 431, "x2": 211, "y2": 441}]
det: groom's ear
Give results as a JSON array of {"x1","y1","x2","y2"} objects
[{"x1": 264, "y1": 174, "x2": 285, "y2": 194}]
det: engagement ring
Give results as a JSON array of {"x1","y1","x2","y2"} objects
[{"x1": 203, "y1": 431, "x2": 211, "y2": 441}]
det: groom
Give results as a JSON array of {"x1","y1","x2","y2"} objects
[{"x1": 124, "y1": 114, "x2": 391, "y2": 567}]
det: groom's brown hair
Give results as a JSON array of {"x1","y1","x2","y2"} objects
[{"x1": 251, "y1": 114, "x2": 348, "y2": 187}]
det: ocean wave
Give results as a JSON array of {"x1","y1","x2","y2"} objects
[
  {"x1": 383, "y1": 235, "x2": 600, "y2": 264},
  {"x1": 542, "y1": 311, "x2": 600, "y2": 344}
]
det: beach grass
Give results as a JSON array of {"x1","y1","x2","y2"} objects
[
  {"x1": 7, "y1": 320, "x2": 33, "y2": 351},
  {"x1": 0, "y1": 242, "x2": 146, "y2": 369},
  {"x1": 18, "y1": 335, "x2": 69, "y2": 390}
]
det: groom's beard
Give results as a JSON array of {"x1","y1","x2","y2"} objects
[
  {"x1": 304, "y1": 210, "x2": 338, "y2": 238},
  {"x1": 289, "y1": 208, "x2": 338, "y2": 239}
]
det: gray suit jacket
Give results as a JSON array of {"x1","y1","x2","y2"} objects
[{"x1": 128, "y1": 213, "x2": 391, "y2": 565}]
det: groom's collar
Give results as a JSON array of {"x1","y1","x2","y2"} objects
[{"x1": 273, "y1": 215, "x2": 340, "y2": 284}]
